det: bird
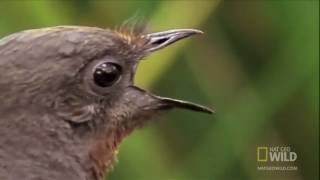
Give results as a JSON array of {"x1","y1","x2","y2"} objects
[{"x1": 0, "y1": 25, "x2": 213, "y2": 180}]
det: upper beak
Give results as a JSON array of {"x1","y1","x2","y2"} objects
[{"x1": 142, "y1": 29, "x2": 203, "y2": 53}]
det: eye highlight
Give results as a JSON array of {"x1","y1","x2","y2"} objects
[{"x1": 93, "y1": 62, "x2": 122, "y2": 87}]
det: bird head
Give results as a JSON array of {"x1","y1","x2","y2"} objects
[{"x1": 0, "y1": 26, "x2": 212, "y2": 133}]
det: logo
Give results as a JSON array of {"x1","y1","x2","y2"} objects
[
  {"x1": 256, "y1": 146, "x2": 298, "y2": 171},
  {"x1": 257, "y1": 146, "x2": 297, "y2": 162},
  {"x1": 257, "y1": 147, "x2": 268, "y2": 162}
]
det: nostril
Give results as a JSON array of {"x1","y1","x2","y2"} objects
[{"x1": 152, "y1": 37, "x2": 169, "y2": 45}]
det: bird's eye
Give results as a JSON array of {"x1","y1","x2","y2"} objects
[{"x1": 93, "y1": 62, "x2": 122, "y2": 87}]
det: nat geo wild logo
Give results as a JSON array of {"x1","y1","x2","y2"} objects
[{"x1": 257, "y1": 146, "x2": 298, "y2": 171}]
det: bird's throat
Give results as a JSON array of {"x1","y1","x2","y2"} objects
[{"x1": 88, "y1": 122, "x2": 136, "y2": 179}]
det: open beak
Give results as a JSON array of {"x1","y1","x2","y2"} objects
[{"x1": 139, "y1": 29, "x2": 213, "y2": 114}]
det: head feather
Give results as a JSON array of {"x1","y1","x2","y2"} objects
[{"x1": 113, "y1": 16, "x2": 149, "y2": 49}]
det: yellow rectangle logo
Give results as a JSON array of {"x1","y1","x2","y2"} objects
[{"x1": 257, "y1": 147, "x2": 268, "y2": 162}]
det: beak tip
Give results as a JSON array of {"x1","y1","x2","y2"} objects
[
  {"x1": 181, "y1": 29, "x2": 203, "y2": 36},
  {"x1": 194, "y1": 29, "x2": 204, "y2": 34},
  {"x1": 202, "y1": 107, "x2": 215, "y2": 114}
]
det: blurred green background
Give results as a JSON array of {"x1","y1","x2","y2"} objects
[{"x1": 0, "y1": 0, "x2": 318, "y2": 180}]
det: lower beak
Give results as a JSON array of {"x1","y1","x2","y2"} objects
[
  {"x1": 130, "y1": 86, "x2": 214, "y2": 114},
  {"x1": 154, "y1": 95, "x2": 214, "y2": 114}
]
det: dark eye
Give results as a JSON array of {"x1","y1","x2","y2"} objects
[{"x1": 93, "y1": 62, "x2": 122, "y2": 87}]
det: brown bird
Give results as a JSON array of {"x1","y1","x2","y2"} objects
[{"x1": 0, "y1": 26, "x2": 213, "y2": 180}]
